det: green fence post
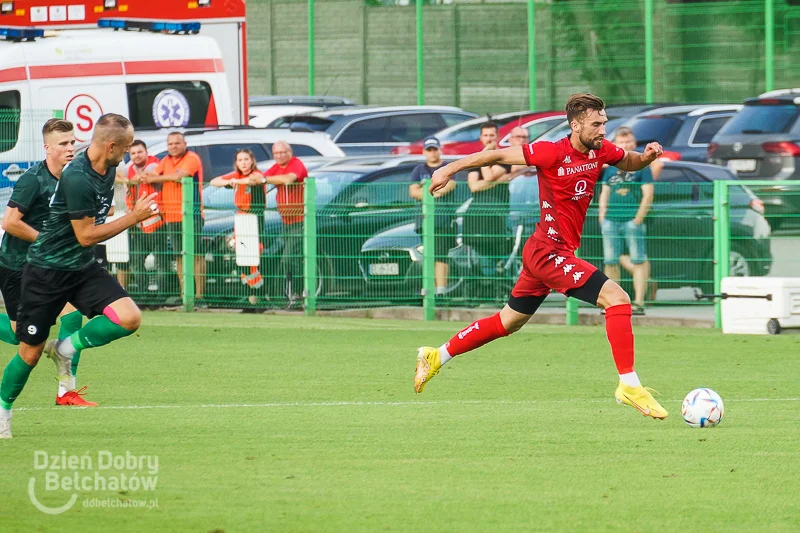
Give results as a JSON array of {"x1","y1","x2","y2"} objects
[
  {"x1": 712, "y1": 180, "x2": 730, "y2": 329},
  {"x1": 422, "y1": 180, "x2": 435, "y2": 321},
  {"x1": 416, "y1": 0, "x2": 424, "y2": 105},
  {"x1": 765, "y1": 0, "x2": 774, "y2": 93},
  {"x1": 644, "y1": 0, "x2": 654, "y2": 104},
  {"x1": 527, "y1": 0, "x2": 536, "y2": 110},
  {"x1": 304, "y1": 178, "x2": 317, "y2": 316},
  {"x1": 565, "y1": 249, "x2": 579, "y2": 326},
  {"x1": 181, "y1": 176, "x2": 195, "y2": 312},
  {"x1": 308, "y1": 0, "x2": 315, "y2": 96}
]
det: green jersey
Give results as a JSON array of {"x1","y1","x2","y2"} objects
[
  {"x1": 0, "y1": 161, "x2": 59, "y2": 271},
  {"x1": 27, "y1": 151, "x2": 117, "y2": 271}
]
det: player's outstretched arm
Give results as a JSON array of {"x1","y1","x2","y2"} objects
[
  {"x1": 614, "y1": 142, "x2": 663, "y2": 172},
  {"x1": 429, "y1": 146, "x2": 526, "y2": 195},
  {"x1": 70, "y1": 192, "x2": 158, "y2": 247}
]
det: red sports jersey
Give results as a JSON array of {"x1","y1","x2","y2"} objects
[{"x1": 523, "y1": 137, "x2": 625, "y2": 251}]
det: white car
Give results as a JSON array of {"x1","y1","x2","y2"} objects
[
  {"x1": 141, "y1": 128, "x2": 344, "y2": 180},
  {"x1": 248, "y1": 95, "x2": 356, "y2": 128}
]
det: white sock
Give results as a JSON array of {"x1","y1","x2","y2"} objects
[
  {"x1": 0, "y1": 407, "x2": 11, "y2": 417},
  {"x1": 57, "y1": 376, "x2": 76, "y2": 397},
  {"x1": 436, "y1": 286, "x2": 446, "y2": 295},
  {"x1": 57, "y1": 337, "x2": 77, "y2": 358},
  {"x1": 619, "y1": 371, "x2": 641, "y2": 388},
  {"x1": 438, "y1": 344, "x2": 452, "y2": 366}
]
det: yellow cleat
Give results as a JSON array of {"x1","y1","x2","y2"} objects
[
  {"x1": 414, "y1": 346, "x2": 442, "y2": 393},
  {"x1": 615, "y1": 383, "x2": 669, "y2": 420}
]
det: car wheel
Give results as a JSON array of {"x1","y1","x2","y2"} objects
[{"x1": 729, "y1": 249, "x2": 750, "y2": 277}]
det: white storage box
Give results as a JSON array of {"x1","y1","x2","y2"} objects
[{"x1": 721, "y1": 277, "x2": 800, "y2": 335}]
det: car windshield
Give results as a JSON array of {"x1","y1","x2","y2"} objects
[
  {"x1": 438, "y1": 114, "x2": 538, "y2": 143},
  {"x1": 306, "y1": 171, "x2": 365, "y2": 206},
  {"x1": 625, "y1": 116, "x2": 684, "y2": 146},
  {"x1": 718, "y1": 104, "x2": 799, "y2": 135},
  {"x1": 268, "y1": 116, "x2": 334, "y2": 132}
]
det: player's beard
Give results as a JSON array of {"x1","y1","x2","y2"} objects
[{"x1": 579, "y1": 132, "x2": 604, "y2": 151}]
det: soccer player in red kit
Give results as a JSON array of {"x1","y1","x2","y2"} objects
[{"x1": 414, "y1": 93, "x2": 668, "y2": 419}]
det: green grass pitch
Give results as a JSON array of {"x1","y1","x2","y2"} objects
[{"x1": 1, "y1": 312, "x2": 799, "y2": 532}]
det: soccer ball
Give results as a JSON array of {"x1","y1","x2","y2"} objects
[{"x1": 681, "y1": 388, "x2": 724, "y2": 428}]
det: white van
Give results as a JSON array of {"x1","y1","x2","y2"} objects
[{"x1": 0, "y1": 26, "x2": 234, "y2": 205}]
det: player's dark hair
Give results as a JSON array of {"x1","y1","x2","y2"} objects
[
  {"x1": 131, "y1": 139, "x2": 147, "y2": 150},
  {"x1": 234, "y1": 148, "x2": 257, "y2": 174},
  {"x1": 480, "y1": 121, "x2": 498, "y2": 133},
  {"x1": 565, "y1": 93, "x2": 606, "y2": 123},
  {"x1": 42, "y1": 119, "x2": 74, "y2": 137}
]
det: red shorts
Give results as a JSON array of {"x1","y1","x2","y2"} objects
[{"x1": 511, "y1": 236, "x2": 599, "y2": 298}]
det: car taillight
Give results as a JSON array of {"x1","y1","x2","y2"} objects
[
  {"x1": 762, "y1": 142, "x2": 800, "y2": 156},
  {"x1": 391, "y1": 146, "x2": 411, "y2": 155},
  {"x1": 749, "y1": 198, "x2": 765, "y2": 215},
  {"x1": 660, "y1": 150, "x2": 681, "y2": 161},
  {"x1": 707, "y1": 142, "x2": 718, "y2": 159}
]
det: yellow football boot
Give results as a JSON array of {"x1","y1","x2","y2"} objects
[
  {"x1": 615, "y1": 383, "x2": 669, "y2": 420},
  {"x1": 414, "y1": 347, "x2": 442, "y2": 393}
]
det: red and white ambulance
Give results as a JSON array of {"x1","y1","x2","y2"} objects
[{"x1": 0, "y1": 0, "x2": 247, "y2": 200}]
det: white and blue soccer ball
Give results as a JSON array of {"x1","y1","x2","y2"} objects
[{"x1": 681, "y1": 388, "x2": 724, "y2": 428}]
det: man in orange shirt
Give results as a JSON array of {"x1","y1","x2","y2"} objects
[
  {"x1": 116, "y1": 139, "x2": 162, "y2": 292},
  {"x1": 142, "y1": 132, "x2": 206, "y2": 305},
  {"x1": 265, "y1": 141, "x2": 307, "y2": 304}
]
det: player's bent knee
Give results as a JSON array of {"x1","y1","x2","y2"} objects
[
  {"x1": 499, "y1": 305, "x2": 533, "y2": 334},
  {"x1": 105, "y1": 299, "x2": 141, "y2": 331},
  {"x1": 597, "y1": 280, "x2": 631, "y2": 309}
]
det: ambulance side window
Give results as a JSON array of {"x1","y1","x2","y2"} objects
[
  {"x1": 0, "y1": 90, "x2": 21, "y2": 152},
  {"x1": 127, "y1": 82, "x2": 214, "y2": 129}
]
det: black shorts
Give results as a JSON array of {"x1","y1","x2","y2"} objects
[
  {"x1": 16, "y1": 262, "x2": 129, "y2": 345},
  {"x1": 434, "y1": 230, "x2": 457, "y2": 260},
  {"x1": 0, "y1": 266, "x2": 22, "y2": 321},
  {"x1": 164, "y1": 218, "x2": 204, "y2": 257}
]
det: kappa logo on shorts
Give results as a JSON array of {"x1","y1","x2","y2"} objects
[
  {"x1": 547, "y1": 227, "x2": 558, "y2": 236},
  {"x1": 541, "y1": 201, "x2": 552, "y2": 209},
  {"x1": 563, "y1": 264, "x2": 575, "y2": 275},
  {"x1": 573, "y1": 271, "x2": 585, "y2": 283},
  {"x1": 544, "y1": 214, "x2": 555, "y2": 222},
  {"x1": 554, "y1": 256, "x2": 565, "y2": 267},
  {"x1": 547, "y1": 253, "x2": 557, "y2": 260}
]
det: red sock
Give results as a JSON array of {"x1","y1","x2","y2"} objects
[
  {"x1": 444, "y1": 313, "x2": 509, "y2": 357},
  {"x1": 604, "y1": 304, "x2": 635, "y2": 374}
]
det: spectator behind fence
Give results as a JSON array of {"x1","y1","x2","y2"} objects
[
  {"x1": 209, "y1": 148, "x2": 268, "y2": 308},
  {"x1": 409, "y1": 137, "x2": 457, "y2": 297},
  {"x1": 466, "y1": 122, "x2": 516, "y2": 257},
  {"x1": 265, "y1": 141, "x2": 307, "y2": 304},
  {"x1": 598, "y1": 127, "x2": 661, "y2": 315},
  {"x1": 142, "y1": 132, "x2": 206, "y2": 305},
  {"x1": 115, "y1": 140, "x2": 162, "y2": 291},
  {"x1": 505, "y1": 126, "x2": 536, "y2": 179}
]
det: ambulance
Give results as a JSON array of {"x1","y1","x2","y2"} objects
[{"x1": 0, "y1": 0, "x2": 247, "y2": 205}]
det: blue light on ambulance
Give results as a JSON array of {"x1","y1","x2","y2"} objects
[
  {"x1": 0, "y1": 27, "x2": 44, "y2": 41},
  {"x1": 97, "y1": 20, "x2": 201, "y2": 35}
]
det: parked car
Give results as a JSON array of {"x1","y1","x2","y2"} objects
[
  {"x1": 248, "y1": 95, "x2": 356, "y2": 128},
  {"x1": 266, "y1": 106, "x2": 477, "y2": 155},
  {"x1": 534, "y1": 104, "x2": 673, "y2": 144},
  {"x1": 145, "y1": 127, "x2": 345, "y2": 181},
  {"x1": 616, "y1": 104, "x2": 741, "y2": 161},
  {"x1": 392, "y1": 110, "x2": 565, "y2": 155},
  {"x1": 359, "y1": 161, "x2": 771, "y2": 301},
  {"x1": 708, "y1": 89, "x2": 800, "y2": 227}
]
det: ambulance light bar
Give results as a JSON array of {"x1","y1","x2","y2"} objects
[
  {"x1": 0, "y1": 27, "x2": 44, "y2": 41},
  {"x1": 97, "y1": 19, "x2": 201, "y2": 35}
]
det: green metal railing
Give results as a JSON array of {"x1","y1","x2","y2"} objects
[
  {"x1": 102, "y1": 176, "x2": 796, "y2": 329},
  {"x1": 247, "y1": 0, "x2": 800, "y2": 114}
]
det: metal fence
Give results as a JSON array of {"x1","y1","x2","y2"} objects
[
  {"x1": 102, "y1": 175, "x2": 798, "y2": 328},
  {"x1": 246, "y1": 0, "x2": 800, "y2": 114}
]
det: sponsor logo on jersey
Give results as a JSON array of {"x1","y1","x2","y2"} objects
[
  {"x1": 544, "y1": 213, "x2": 554, "y2": 222},
  {"x1": 588, "y1": 150, "x2": 596, "y2": 159},
  {"x1": 566, "y1": 162, "x2": 599, "y2": 176},
  {"x1": 571, "y1": 179, "x2": 592, "y2": 201},
  {"x1": 542, "y1": 201, "x2": 552, "y2": 209},
  {"x1": 563, "y1": 155, "x2": 571, "y2": 164}
]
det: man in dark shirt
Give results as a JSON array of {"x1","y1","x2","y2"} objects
[{"x1": 409, "y1": 137, "x2": 456, "y2": 296}]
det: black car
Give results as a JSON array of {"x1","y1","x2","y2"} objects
[
  {"x1": 615, "y1": 104, "x2": 741, "y2": 162},
  {"x1": 708, "y1": 89, "x2": 800, "y2": 227},
  {"x1": 267, "y1": 106, "x2": 478, "y2": 155},
  {"x1": 359, "y1": 161, "x2": 772, "y2": 301}
]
